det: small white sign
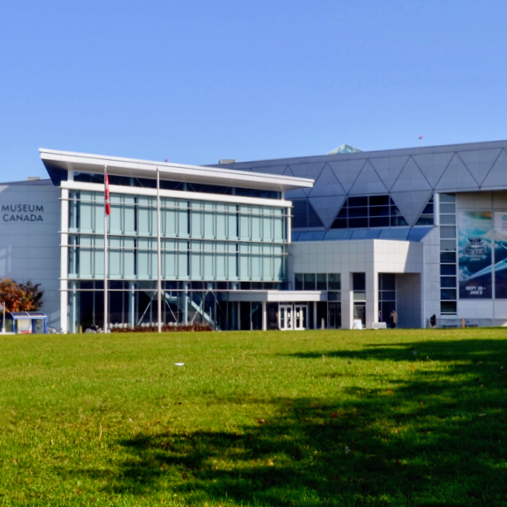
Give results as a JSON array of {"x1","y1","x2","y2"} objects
[{"x1": 0, "y1": 302, "x2": 4, "y2": 311}]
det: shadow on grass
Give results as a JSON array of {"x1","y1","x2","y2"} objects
[{"x1": 89, "y1": 338, "x2": 507, "y2": 505}]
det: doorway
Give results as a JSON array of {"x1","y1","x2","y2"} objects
[
  {"x1": 294, "y1": 304, "x2": 307, "y2": 330},
  {"x1": 279, "y1": 304, "x2": 293, "y2": 330}
]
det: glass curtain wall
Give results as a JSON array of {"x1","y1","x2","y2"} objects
[{"x1": 66, "y1": 189, "x2": 289, "y2": 332}]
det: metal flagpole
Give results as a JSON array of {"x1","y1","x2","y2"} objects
[
  {"x1": 156, "y1": 167, "x2": 162, "y2": 333},
  {"x1": 104, "y1": 165, "x2": 109, "y2": 333}
]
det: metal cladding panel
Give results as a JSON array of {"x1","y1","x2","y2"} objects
[
  {"x1": 308, "y1": 164, "x2": 346, "y2": 197},
  {"x1": 283, "y1": 166, "x2": 308, "y2": 198},
  {"x1": 309, "y1": 195, "x2": 346, "y2": 229},
  {"x1": 348, "y1": 160, "x2": 389, "y2": 195},
  {"x1": 480, "y1": 149, "x2": 507, "y2": 188},
  {"x1": 391, "y1": 157, "x2": 432, "y2": 192},
  {"x1": 390, "y1": 190, "x2": 433, "y2": 227},
  {"x1": 368, "y1": 155, "x2": 409, "y2": 192},
  {"x1": 327, "y1": 158, "x2": 368, "y2": 193},
  {"x1": 458, "y1": 149, "x2": 502, "y2": 186},
  {"x1": 288, "y1": 162, "x2": 327, "y2": 180},
  {"x1": 0, "y1": 182, "x2": 61, "y2": 328},
  {"x1": 435, "y1": 153, "x2": 479, "y2": 191},
  {"x1": 412, "y1": 152, "x2": 454, "y2": 188},
  {"x1": 246, "y1": 165, "x2": 287, "y2": 175}
]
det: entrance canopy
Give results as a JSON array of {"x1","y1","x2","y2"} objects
[{"x1": 228, "y1": 290, "x2": 327, "y2": 302}]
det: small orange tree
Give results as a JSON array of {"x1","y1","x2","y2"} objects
[{"x1": 0, "y1": 278, "x2": 44, "y2": 312}]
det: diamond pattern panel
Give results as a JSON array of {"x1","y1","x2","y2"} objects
[
  {"x1": 288, "y1": 162, "x2": 327, "y2": 180},
  {"x1": 348, "y1": 160, "x2": 388, "y2": 195},
  {"x1": 327, "y1": 159, "x2": 368, "y2": 193},
  {"x1": 481, "y1": 149, "x2": 507, "y2": 189},
  {"x1": 459, "y1": 149, "x2": 503, "y2": 187},
  {"x1": 369, "y1": 155, "x2": 409, "y2": 192},
  {"x1": 412, "y1": 152, "x2": 454, "y2": 188},
  {"x1": 309, "y1": 195, "x2": 346, "y2": 229},
  {"x1": 390, "y1": 190, "x2": 433, "y2": 227},
  {"x1": 390, "y1": 157, "x2": 431, "y2": 192},
  {"x1": 308, "y1": 164, "x2": 346, "y2": 197},
  {"x1": 435, "y1": 154, "x2": 479, "y2": 191}
]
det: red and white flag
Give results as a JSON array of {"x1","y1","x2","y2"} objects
[{"x1": 105, "y1": 172, "x2": 111, "y2": 216}]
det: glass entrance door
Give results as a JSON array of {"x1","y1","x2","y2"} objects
[
  {"x1": 279, "y1": 304, "x2": 293, "y2": 330},
  {"x1": 294, "y1": 305, "x2": 307, "y2": 330}
]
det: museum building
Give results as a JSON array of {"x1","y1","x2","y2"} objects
[{"x1": 2, "y1": 139, "x2": 507, "y2": 331}]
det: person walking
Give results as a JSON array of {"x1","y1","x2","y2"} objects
[
  {"x1": 430, "y1": 314, "x2": 436, "y2": 328},
  {"x1": 390, "y1": 309, "x2": 398, "y2": 329}
]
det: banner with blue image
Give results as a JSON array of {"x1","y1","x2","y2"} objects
[
  {"x1": 494, "y1": 212, "x2": 507, "y2": 299},
  {"x1": 458, "y1": 211, "x2": 492, "y2": 299}
]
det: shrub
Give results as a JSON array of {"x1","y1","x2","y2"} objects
[{"x1": 0, "y1": 278, "x2": 44, "y2": 312}]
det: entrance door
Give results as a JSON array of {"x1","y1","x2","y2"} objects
[
  {"x1": 328, "y1": 302, "x2": 341, "y2": 329},
  {"x1": 294, "y1": 305, "x2": 307, "y2": 330},
  {"x1": 279, "y1": 304, "x2": 293, "y2": 330}
]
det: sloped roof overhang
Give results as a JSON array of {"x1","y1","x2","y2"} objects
[{"x1": 39, "y1": 149, "x2": 314, "y2": 193}]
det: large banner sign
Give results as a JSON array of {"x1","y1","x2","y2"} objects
[
  {"x1": 494, "y1": 212, "x2": 507, "y2": 299},
  {"x1": 458, "y1": 211, "x2": 492, "y2": 299}
]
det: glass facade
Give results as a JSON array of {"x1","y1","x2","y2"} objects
[
  {"x1": 331, "y1": 195, "x2": 408, "y2": 229},
  {"x1": 66, "y1": 188, "x2": 289, "y2": 332},
  {"x1": 439, "y1": 194, "x2": 457, "y2": 315},
  {"x1": 68, "y1": 191, "x2": 287, "y2": 282}
]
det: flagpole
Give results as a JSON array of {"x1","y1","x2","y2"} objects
[
  {"x1": 156, "y1": 167, "x2": 162, "y2": 333},
  {"x1": 104, "y1": 165, "x2": 109, "y2": 334}
]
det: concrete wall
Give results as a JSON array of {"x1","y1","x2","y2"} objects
[
  {"x1": 397, "y1": 273, "x2": 422, "y2": 328},
  {"x1": 421, "y1": 227, "x2": 440, "y2": 326},
  {"x1": 0, "y1": 180, "x2": 61, "y2": 328},
  {"x1": 290, "y1": 239, "x2": 424, "y2": 329}
]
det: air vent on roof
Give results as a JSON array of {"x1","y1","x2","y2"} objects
[
  {"x1": 27, "y1": 177, "x2": 42, "y2": 181},
  {"x1": 219, "y1": 159, "x2": 236, "y2": 164}
]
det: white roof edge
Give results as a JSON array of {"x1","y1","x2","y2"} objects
[{"x1": 39, "y1": 148, "x2": 314, "y2": 191}]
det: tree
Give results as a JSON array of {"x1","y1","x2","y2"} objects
[{"x1": 0, "y1": 278, "x2": 44, "y2": 312}]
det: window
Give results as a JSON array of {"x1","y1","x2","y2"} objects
[
  {"x1": 294, "y1": 273, "x2": 340, "y2": 296},
  {"x1": 415, "y1": 196, "x2": 434, "y2": 226},
  {"x1": 331, "y1": 195, "x2": 408, "y2": 229},
  {"x1": 292, "y1": 200, "x2": 324, "y2": 229},
  {"x1": 439, "y1": 194, "x2": 457, "y2": 315}
]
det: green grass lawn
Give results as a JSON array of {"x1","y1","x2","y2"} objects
[{"x1": 1, "y1": 329, "x2": 507, "y2": 506}]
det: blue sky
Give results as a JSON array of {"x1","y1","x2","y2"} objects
[{"x1": 1, "y1": 0, "x2": 507, "y2": 181}]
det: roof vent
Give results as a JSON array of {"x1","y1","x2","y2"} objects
[
  {"x1": 219, "y1": 159, "x2": 236, "y2": 165},
  {"x1": 27, "y1": 177, "x2": 42, "y2": 181}
]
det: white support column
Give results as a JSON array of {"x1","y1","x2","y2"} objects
[
  {"x1": 313, "y1": 301, "x2": 317, "y2": 329},
  {"x1": 366, "y1": 271, "x2": 379, "y2": 329},
  {"x1": 262, "y1": 301, "x2": 267, "y2": 331},
  {"x1": 287, "y1": 205, "x2": 291, "y2": 243},
  {"x1": 182, "y1": 282, "x2": 189, "y2": 325},
  {"x1": 70, "y1": 281, "x2": 77, "y2": 333},
  {"x1": 129, "y1": 282, "x2": 135, "y2": 328},
  {"x1": 341, "y1": 272, "x2": 353, "y2": 329},
  {"x1": 60, "y1": 188, "x2": 69, "y2": 334}
]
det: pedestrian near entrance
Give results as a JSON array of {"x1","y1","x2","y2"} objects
[
  {"x1": 430, "y1": 314, "x2": 436, "y2": 328},
  {"x1": 390, "y1": 309, "x2": 398, "y2": 329}
]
